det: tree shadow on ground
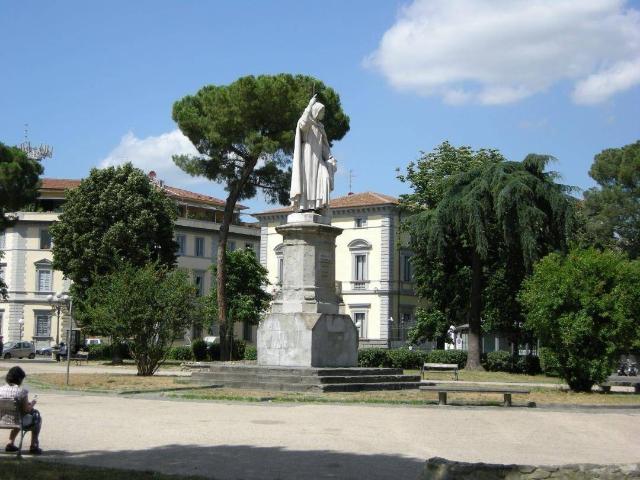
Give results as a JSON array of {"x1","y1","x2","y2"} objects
[{"x1": 42, "y1": 444, "x2": 425, "y2": 480}]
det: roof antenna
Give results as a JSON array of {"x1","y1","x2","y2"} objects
[
  {"x1": 348, "y1": 169, "x2": 355, "y2": 196},
  {"x1": 18, "y1": 123, "x2": 53, "y2": 160}
]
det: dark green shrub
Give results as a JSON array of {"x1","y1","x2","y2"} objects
[
  {"x1": 191, "y1": 339, "x2": 208, "y2": 361},
  {"x1": 426, "y1": 349, "x2": 467, "y2": 368},
  {"x1": 483, "y1": 351, "x2": 513, "y2": 372},
  {"x1": 358, "y1": 348, "x2": 391, "y2": 368},
  {"x1": 232, "y1": 339, "x2": 246, "y2": 360},
  {"x1": 387, "y1": 348, "x2": 425, "y2": 369},
  {"x1": 516, "y1": 355, "x2": 541, "y2": 375},
  {"x1": 208, "y1": 342, "x2": 221, "y2": 361},
  {"x1": 538, "y1": 347, "x2": 560, "y2": 377},
  {"x1": 520, "y1": 249, "x2": 640, "y2": 391},
  {"x1": 166, "y1": 346, "x2": 194, "y2": 361},
  {"x1": 87, "y1": 343, "x2": 112, "y2": 360},
  {"x1": 244, "y1": 345, "x2": 257, "y2": 361}
]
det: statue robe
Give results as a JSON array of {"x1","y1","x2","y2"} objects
[{"x1": 290, "y1": 103, "x2": 336, "y2": 211}]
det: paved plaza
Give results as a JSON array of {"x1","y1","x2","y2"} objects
[
  {"x1": 1, "y1": 361, "x2": 639, "y2": 479},
  {"x1": 29, "y1": 392, "x2": 640, "y2": 479}
]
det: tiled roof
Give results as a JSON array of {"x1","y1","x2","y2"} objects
[
  {"x1": 40, "y1": 178, "x2": 81, "y2": 190},
  {"x1": 39, "y1": 177, "x2": 245, "y2": 210},
  {"x1": 255, "y1": 191, "x2": 399, "y2": 215},
  {"x1": 161, "y1": 185, "x2": 240, "y2": 209}
]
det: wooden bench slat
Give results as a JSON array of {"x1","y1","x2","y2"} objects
[{"x1": 419, "y1": 386, "x2": 530, "y2": 394}]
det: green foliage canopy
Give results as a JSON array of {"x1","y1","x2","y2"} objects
[
  {"x1": 520, "y1": 248, "x2": 640, "y2": 391},
  {"x1": 0, "y1": 142, "x2": 43, "y2": 230},
  {"x1": 50, "y1": 163, "x2": 178, "y2": 297},
  {"x1": 75, "y1": 262, "x2": 202, "y2": 376},
  {"x1": 583, "y1": 141, "x2": 640, "y2": 258},
  {"x1": 172, "y1": 74, "x2": 350, "y2": 204},
  {"x1": 0, "y1": 142, "x2": 44, "y2": 298},
  {"x1": 206, "y1": 248, "x2": 271, "y2": 341},
  {"x1": 406, "y1": 147, "x2": 576, "y2": 369}
]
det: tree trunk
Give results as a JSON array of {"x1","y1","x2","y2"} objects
[
  {"x1": 217, "y1": 198, "x2": 235, "y2": 361},
  {"x1": 217, "y1": 157, "x2": 258, "y2": 361},
  {"x1": 466, "y1": 251, "x2": 484, "y2": 370}
]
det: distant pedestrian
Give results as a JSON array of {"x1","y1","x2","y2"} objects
[{"x1": 0, "y1": 366, "x2": 43, "y2": 454}]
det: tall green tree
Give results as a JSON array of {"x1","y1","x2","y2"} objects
[
  {"x1": 407, "y1": 149, "x2": 575, "y2": 369},
  {"x1": 520, "y1": 248, "x2": 640, "y2": 391},
  {"x1": 50, "y1": 163, "x2": 178, "y2": 306},
  {"x1": 398, "y1": 143, "x2": 504, "y2": 347},
  {"x1": 205, "y1": 248, "x2": 271, "y2": 354},
  {"x1": 76, "y1": 262, "x2": 202, "y2": 376},
  {"x1": 0, "y1": 142, "x2": 44, "y2": 297},
  {"x1": 172, "y1": 74, "x2": 349, "y2": 360},
  {"x1": 583, "y1": 141, "x2": 640, "y2": 258}
]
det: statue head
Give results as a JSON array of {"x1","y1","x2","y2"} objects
[{"x1": 311, "y1": 102, "x2": 325, "y2": 121}]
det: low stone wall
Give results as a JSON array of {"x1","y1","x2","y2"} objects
[{"x1": 420, "y1": 457, "x2": 640, "y2": 479}]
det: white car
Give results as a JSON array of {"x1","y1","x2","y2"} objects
[{"x1": 3, "y1": 341, "x2": 36, "y2": 359}]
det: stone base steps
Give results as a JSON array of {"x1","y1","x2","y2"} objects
[{"x1": 189, "y1": 364, "x2": 421, "y2": 392}]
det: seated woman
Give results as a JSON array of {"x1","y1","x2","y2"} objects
[{"x1": 0, "y1": 366, "x2": 42, "y2": 454}]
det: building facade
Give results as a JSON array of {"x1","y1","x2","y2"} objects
[
  {"x1": 0, "y1": 176, "x2": 260, "y2": 350},
  {"x1": 254, "y1": 192, "x2": 423, "y2": 348}
]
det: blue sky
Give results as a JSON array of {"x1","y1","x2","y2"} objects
[{"x1": 1, "y1": 0, "x2": 639, "y2": 215}]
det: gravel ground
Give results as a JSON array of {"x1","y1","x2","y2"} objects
[{"x1": 7, "y1": 389, "x2": 638, "y2": 480}]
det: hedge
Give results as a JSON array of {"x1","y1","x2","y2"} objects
[
  {"x1": 357, "y1": 348, "x2": 542, "y2": 373},
  {"x1": 244, "y1": 345, "x2": 257, "y2": 360},
  {"x1": 87, "y1": 343, "x2": 132, "y2": 361},
  {"x1": 166, "y1": 346, "x2": 194, "y2": 361},
  {"x1": 191, "y1": 339, "x2": 208, "y2": 361}
]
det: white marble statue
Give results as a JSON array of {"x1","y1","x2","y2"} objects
[{"x1": 290, "y1": 95, "x2": 337, "y2": 212}]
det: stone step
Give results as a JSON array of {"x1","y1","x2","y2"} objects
[
  {"x1": 192, "y1": 372, "x2": 420, "y2": 385},
  {"x1": 200, "y1": 365, "x2": 404, "y2": 377},
  {"x1": 321, "y1": 382, "x2": 421, "y2": 392},
  {"x1": 188, "y1": 379, "x2": 420, "y2": 393}
]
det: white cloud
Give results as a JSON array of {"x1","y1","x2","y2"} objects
[
  {"x1": 101, "y1": 129, "x2": 210, "y2": 189},
  {"x1": 367, "y1": 0, "x2": 640, "y2": 105}
]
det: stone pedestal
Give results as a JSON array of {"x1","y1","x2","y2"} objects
[{"x1": 258, "y1": 214, "x2": 358, "y2": 367}]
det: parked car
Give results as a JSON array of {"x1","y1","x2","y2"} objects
[
  {"x1": 36, "y1": 346, "x2": 53, "y2": 356},
  {"x1": 3, "y1": 341, "x2": 36, "y2": 359},
  {"x1": 85, "y1": 338, "x2": 102, "y2": 347}
]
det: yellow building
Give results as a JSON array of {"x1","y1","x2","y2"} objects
[
  {"x1": 254, "y1": 192, "x2": 421, "y2": 348},
  {"x1": 0, "y1": 176, "x2": 260, "y2": 351}
]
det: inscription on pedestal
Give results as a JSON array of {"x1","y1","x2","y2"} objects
[{"x1": 319, "y1": 253, "x2": 331, "y2": 282}]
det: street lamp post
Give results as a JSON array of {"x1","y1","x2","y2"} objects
[
  {"x1": 47, "y1": 293, "x2": 68, "y2": 346},
  {"x1": 66, "y1": 296, "x2": 73, "y2": 386}
]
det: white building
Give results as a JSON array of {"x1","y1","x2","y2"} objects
[
  {"x1": 0, "y1": 176, "x2": 260, "y2": 351},
  {"x1": 254, "y1": 192, "x2": 422, "y2": 348}
]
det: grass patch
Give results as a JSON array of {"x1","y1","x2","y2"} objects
[
  {"x1": 27, "y1": 374, "x2": 184, "y2": 393},
  {"x1": 167, "y1": 386, "x2": 640, "y2": 407},
  {"x1": 408, "y1": 369, "x2": 564, "y2": 384},
  {"x1": 0, "y1": 457, "x2": 205, "y2": 479}
]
